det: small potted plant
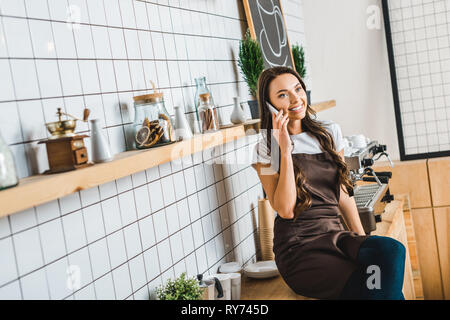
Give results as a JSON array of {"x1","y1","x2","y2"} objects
[
  {"x1": 292, "y1": 43, "x2": 311, "y2": 105},
  {"x1": 155, "y1": 272, "x2": 204, "y2": 300},
  {"x1": 238, "y1": 29, "x2": 265, "y2": 119}
]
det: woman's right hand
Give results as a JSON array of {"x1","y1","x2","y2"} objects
[{"x1": 272, "y1": 110, "x2": 292, "y2": 154}]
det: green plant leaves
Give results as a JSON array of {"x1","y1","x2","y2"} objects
[
  {"x1": 292, "y1": 43, "x2": 306, "y2": 79},
  {"x1": 156, "y1": 272, "x2": 204, "y2": 300},
  {"x1": 237, "y1": 29, "x2": 265, "y2": 99}
]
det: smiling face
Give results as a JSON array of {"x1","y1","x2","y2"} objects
[{"x1": 268, "y1": 73, "x2": 308, "y2": 120}]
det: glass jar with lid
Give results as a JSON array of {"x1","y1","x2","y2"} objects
[
  {"x1": 194, "y1": 77, "x2": 216, "y2": 133},
  {"x1": 194, "y1": 77, "x2": 215, "y2": 111},
  {"x1": 198, "y1": 93, "x2": 219, "y2": 133},
  {"x1": 133, "y1": 87, "x2": 176, "y2": 149}
]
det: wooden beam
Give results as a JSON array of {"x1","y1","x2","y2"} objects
[{"x1": 311, "y1": 100, "x2": 336, "y2": 113}]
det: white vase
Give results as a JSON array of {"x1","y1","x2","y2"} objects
[
  {"x1": 90, "y1": 119, "x2": 113, "y2": 163},
  {"x1": 230, "y1": 96, "x2": 247, "y2": 124},
  {"x1": 0, "y1": 131, "x2": 18, "y2": 190},
  {"x1": 174, "y1": 105, "x2": 193, "y2": 140}
]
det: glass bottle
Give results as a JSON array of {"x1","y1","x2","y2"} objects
[
  {"x1": 194, "y1": 77, "x2": 215, "y2": 132},
  {"x1": 0, "y1": 131, "x2": 19, "y2": 190},
  {"x1": 198, "y1": 93, "x2": 219, "y2": 133}
]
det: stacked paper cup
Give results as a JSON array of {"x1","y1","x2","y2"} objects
[{"x1": 258, "y1": 199, "x2": 275, "y2": 261}]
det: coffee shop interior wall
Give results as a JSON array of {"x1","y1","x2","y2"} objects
[
  {"x1": 303, "y1": 0, "x2": 402, "y2": 161},
  {"x1": 0, "y1": 0, "x2": 308, "y2": 299}
]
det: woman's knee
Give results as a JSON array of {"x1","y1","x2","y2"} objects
[
  {"x1": 360, "y1": 236, "x2": 406, "y2": 263},
  {"x1": 379, "y1": 237, "x2": 406, "y2": 262},
  {"x1": 392, "y1": 239, "x2": 406, "y2": 260}
]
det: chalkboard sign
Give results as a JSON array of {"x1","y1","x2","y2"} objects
[{"x1": 243, "y1": 0, "x2": 294, "y2": 69}]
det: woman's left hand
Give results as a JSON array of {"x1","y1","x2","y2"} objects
[{"x1": 272, "y1": 110, "x2": 292, "y2": 154}]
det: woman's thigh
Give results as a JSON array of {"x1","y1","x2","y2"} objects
[{"x1": 279, "y1": 248, "x2": 359, "y2": 299}]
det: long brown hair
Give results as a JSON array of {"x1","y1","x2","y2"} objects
[{"x1": 257, "y1": 66, "x2": 353, "y2": 221}]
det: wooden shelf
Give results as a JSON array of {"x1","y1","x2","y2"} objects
[
  {"x1": 219, "y1": 119, "x2": 260, "y2": 129},
  {"x1": 0, "y1": 122, "x2": 259, "y2": 218},
  {"x1": 311, "y1": 100, "x2": 336, "y2": 112},
  {"x1": 0, "y1": 100, "x2": 336, "y2": 218}
]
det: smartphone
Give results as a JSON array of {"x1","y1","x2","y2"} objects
[{"x1": 266, "y1": 102, "x2": 279, "y2": 115}]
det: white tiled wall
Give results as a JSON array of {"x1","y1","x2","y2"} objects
[
  {"x1": 0, "y1": 0, "x2": 307, "y2": 300},
  {"x1": 388, "y1": 0, "x2": 450, "y2": 155},
  {"x1": 283, "y1": 0, "x2": 311, "y2": 89}
]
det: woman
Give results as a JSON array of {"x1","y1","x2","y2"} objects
[{"x1": 251, "y1": 66, "x2": 406, "y2": 300}]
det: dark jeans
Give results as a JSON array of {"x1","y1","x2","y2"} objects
[{"x1": 338, "y1": 235, "x2": 406, "y2": 300}]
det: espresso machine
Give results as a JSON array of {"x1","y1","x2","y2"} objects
[{"x1": 343, "y1": 140, "x2": 395, "y2": 235}]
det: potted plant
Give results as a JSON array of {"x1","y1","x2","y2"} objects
[
  {"x1": 155, "y1": 272, "x2": 204, "y2": 300},
  {"x1": 238, "y1": 29, "x2": 265, "y2": 119},
  {"x1": 292, "y1": 43, "x2": 311, "y2": 105}
]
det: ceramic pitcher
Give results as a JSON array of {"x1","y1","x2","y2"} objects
[
  {"x1": 174, "y1": 105, "x2": 193, "y2": 140},
  {"x1": 230, "y1": 96, "x2": 247, "y2": 124},
  {"x1": 90, "y1": 119, "x2": 113, "y2": 163},
  {"x1": 0, "y1": 131, "x2": 19, "y2": 190}
]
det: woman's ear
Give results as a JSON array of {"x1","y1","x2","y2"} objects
[{"x1": 338, "y1": 149, "x2": 345, "y2": 162}]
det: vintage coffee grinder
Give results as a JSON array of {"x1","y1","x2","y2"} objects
[{"x1": 39, "y1": 108, "x2": 92, "y2": 173}]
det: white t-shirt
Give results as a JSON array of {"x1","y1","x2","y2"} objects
[{"x1": 252, "y1": 120, "x2": 345, "y2": 166}]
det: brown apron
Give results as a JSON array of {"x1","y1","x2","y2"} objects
[{"x1": 273, "y1": 151, "x2": 370, "y2": 299}]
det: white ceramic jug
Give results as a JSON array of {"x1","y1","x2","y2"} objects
[
  {"x1": 174, "y1": 105, "x2": 193, "y2": 140},
  {"x1": 230, "y1": 96, "x2": 247, "y2": 124},
  {"x1": 90, "y1": 119, "x2": 113, "y2": 163},
  {"x1": 0, "y1": 131, "x2": 18, "y2": 190},
  {"x1": 205, "y1": 273, "x2": 231, "y2": 300}
]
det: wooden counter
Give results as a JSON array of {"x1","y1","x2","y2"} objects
[
  {"x1": 241, "y1": 196, "x2": 417, "y2": 300},
  {"x1": 241, "y1": 273, "x2": 316, "y2": 300}
]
